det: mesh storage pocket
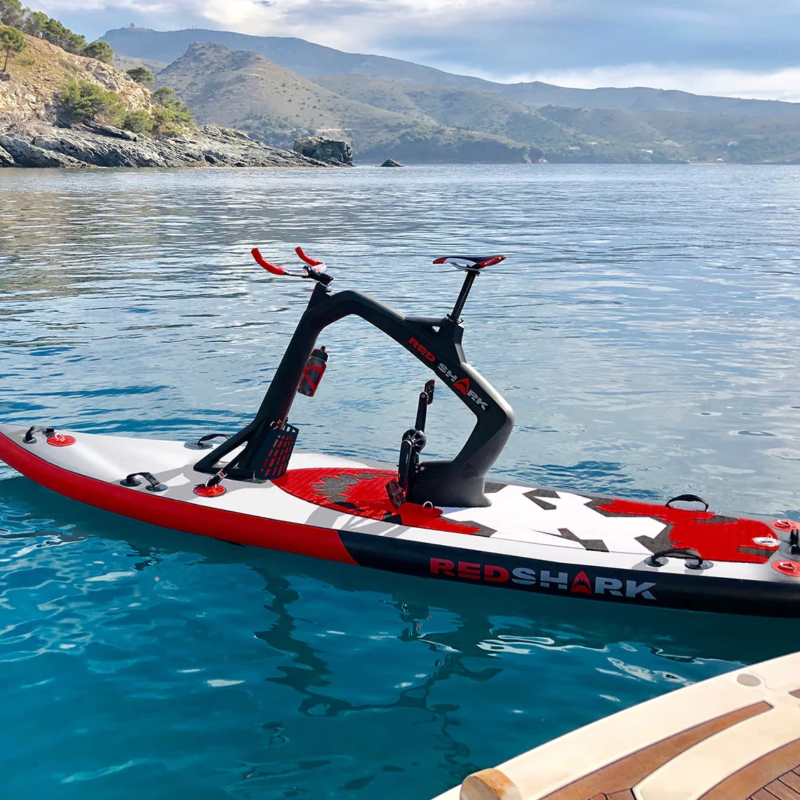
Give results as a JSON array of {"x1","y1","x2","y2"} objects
[{"x1": 253, "y1": 423, "x2": 299, "y2": 480}]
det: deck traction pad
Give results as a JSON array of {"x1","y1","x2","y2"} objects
[{"x1": 272, "y1": 468, "x2": 481, "y2": 534}]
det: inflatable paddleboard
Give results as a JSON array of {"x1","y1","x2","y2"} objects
[
  {"x1": 2, "y1": 423, "x2": 799, "y2": 616},
  {"x1": 3, "y1": 248, "x2": 799, "y2": 616},
  {"x1": 432, "y1": 650, "x2": 800, "y2": 800}
]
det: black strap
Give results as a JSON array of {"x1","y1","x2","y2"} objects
[
  {"x1": 120, "y1": 472, "x2": 168, "y2": 492},
  {"x1": 665, "y1": 493, "x2": 709, "y2": 511},
  {"x1": 648, "y1": 547, "x2": 704, "y2": 569},
  {"x1": 206, "y1": 469, "x2": 226, "y2": 488},
  {"x1": 24, "y1": 426, "x2": 55, "y2": 444},
  {"x1": 195, "y1": 433, "x2": 230, "y2": 449}
]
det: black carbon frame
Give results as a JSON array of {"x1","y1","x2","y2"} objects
[{"x1": 195, "y1": 281, "x2": 515, "y2": 508}]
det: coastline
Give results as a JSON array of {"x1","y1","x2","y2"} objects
[{"x1": 0, "y1": 121, "x2": 334, "y2": 169}]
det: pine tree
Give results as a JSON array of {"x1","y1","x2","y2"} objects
[{"x1": 0, "y1": 24, "x2": 26, "y2": 73}]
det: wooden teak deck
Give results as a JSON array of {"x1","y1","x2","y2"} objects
[{"x1": 432, "y1": 652, "x2": 800, "y2": 800}]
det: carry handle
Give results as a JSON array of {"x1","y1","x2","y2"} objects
[
  {"x1": 665, "y1": 493, "x2": 709, "y2": 512},
  {"x1": 648, "y1": 547, "x2": 705, "y2": 569},
  {"x1": 120, "y1": 471, "x2": 168, "y2": 492}
]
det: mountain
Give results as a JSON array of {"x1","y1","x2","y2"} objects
[
  {"x1": 154, "y1": 44, "x2": 800, "y2": 164},
  {"x1": 537, "y1": 106, "x2": 800, "y2": 164},
  {"x1": 156, "y1": 43, "x2": 540, "y2": 163},
  {"x1": 104, "y1": 26, "x2": 495, "y2": 89},
  {"x1": 498, "y1": 84, "x2": 800, "y2": 118},
  {"x1": 103, "y1": 26, "x2": 800, "y2": 118},
  {"x1": 313, "y1": 76, "x2": 592, "y2": 151},
  {"x1": 312, "y1": 75, "x2": 800, "y2": 163}
]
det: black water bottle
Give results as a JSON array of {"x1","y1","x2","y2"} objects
[{"x1": 298, "y1": 346, "x2": 328, "y2": 397}]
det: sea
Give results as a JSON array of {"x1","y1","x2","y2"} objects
[{"x1": 1, "y1": 163, "x2": 800, "y2": 800}]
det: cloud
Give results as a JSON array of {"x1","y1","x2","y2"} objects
[
  {"x1": 375, "y1": 0, "x2": 800, "y2": 74},
  {"x1": 41, "y1": 0, "x2": 800, "y2": 100}
]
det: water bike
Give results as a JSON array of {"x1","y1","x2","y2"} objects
[{"x1": 2, "y1": 248, "x2": 799, "y2": 616}]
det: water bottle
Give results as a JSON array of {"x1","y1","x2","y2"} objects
[{"x1": 298, "y1": 346, "x2": 328, "y2": 397}]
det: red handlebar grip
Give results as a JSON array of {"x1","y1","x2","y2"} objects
[
  {"x1": 251, "y1": 248, "x2": 286, "y2": 276},
  {"x1": 295, "y1": 246, "x2": 324, "y2": 268}
]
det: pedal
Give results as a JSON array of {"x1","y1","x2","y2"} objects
[{"x1": 386, "y1": 478, "x2": 406, "y2": 509}]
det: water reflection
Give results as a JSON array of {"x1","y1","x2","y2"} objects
[
  {"x1": 3, "y1": 165, "x2": 800, "y2": 798},
  {"x1": 3, "y1": 478, "x2": 797, "y2": 800}
]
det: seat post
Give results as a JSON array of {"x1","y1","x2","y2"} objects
[{"x1": 448, "y1": 270, "x2": 479, "y2": 322}]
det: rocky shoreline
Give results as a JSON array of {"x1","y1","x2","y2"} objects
[{"x1": 0, "y1": 121, "x2": 338, "y2": 169}]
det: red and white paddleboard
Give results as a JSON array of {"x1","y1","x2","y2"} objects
[{"x1": 2, "y1": 422, "x2": 799, "y2": 617}]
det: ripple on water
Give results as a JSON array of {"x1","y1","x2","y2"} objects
[{"x1": 2, "y1": 165, "x2": 800, "y2": 799}]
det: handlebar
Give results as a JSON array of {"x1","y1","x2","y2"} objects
[
  {"x1": 251, "y1": 247, "x2": 332, "y2": 285},
  {"x1": 295, "y1": 247, "x2": 324, "y2": 268},
  {"x1": 251, "y1": 248, "x2": 287, "y2": 276}
]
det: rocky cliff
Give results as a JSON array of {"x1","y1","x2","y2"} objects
[
  {"x1": 0, "y1": 34, "x2": 151, "y2": 125},
  {"x1": 0, "y1": 121, "x2": 328, "y2": 168},
  {"x1": 0, "y1": 33, "x2": 330, "y2": 168}
]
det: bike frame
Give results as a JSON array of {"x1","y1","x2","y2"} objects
[{"x1": 195, "y1": 269, "x2": 515, "y2": 508}]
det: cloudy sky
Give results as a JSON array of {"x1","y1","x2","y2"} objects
[{"x1": 39, "y1": 0, "x2": 800, "y2": 101}]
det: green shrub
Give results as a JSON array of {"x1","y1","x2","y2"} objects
[
  {"x1": 152, "y1": 86, "x2": 176, "y2": 107},
  {"x1": 42, "y1": 17, "x2": 85, "y2": 54},
  {"x1": 126, "y1": 66, "x2": 153, "y2": 86},
  {"x1": 126, "y1": 103, "x2": 195, "y2": 140},
  {"x1": 55, "y1": 79, "x2": 124, "y2": 126},
  {"x1": 123, "y1": 109, "x2": 153, "y2": 135},
  {"x1": 21, "y1": 9, "x2": 47, "y2": 37},
  {"x1": 148, "y1": 85, "x2": 195, "y2": 137},
  {"x1": 82, "y1": 39, "x2": 113, "y2": 64},
  {"x1": 148, "y1": 108, "x2": 178, "y2": 137},
  {"x1": 1, "y1": 4, "x2": 116, "y2": 64},
  {"x1": 0, "y1": 0, "x2": 24, "y2": 28},
  {"x1": 54, "y1": 74, "x2": 195, "y2": 139}
]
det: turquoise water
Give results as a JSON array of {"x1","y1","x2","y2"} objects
[{"x1": 2, "y1": 164, "x2": 800, "y2": 799}]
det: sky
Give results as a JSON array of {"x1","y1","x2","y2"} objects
[{"x1": 37, "y1": 0, "x2": 800, "y2": 101}]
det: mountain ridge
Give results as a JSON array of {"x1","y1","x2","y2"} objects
[
  {"x1": 157, "y1": 43, "x2": 542, "y2": 163},
  {"x1": 153, "y1": 42, "x2": 800, "y2": 164},
  {"x1": 103, "y1": 25, "x2": 800, "y2": 118}
]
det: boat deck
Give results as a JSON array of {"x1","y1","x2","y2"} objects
[{"x1": 433, "y1": 653, "x2": 800, "y2": 800}]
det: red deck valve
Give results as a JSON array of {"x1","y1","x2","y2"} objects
[
  {"x1": 194, "y1": 484, "x2": 226, "y2": 498},
  {"x1": 47, "y1": 434, "x2": 76, "y2": 447}
]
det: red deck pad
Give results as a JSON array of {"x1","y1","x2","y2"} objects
[
  {"x1": 272, "y1": 468, "x2": 480, "y2": 534},
  {"x1": 0, "y1": 433, "x2": 358, "y2": 564},
  {"x1": 596, "y1": 498, "x2": 775, "y2": 564}
]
